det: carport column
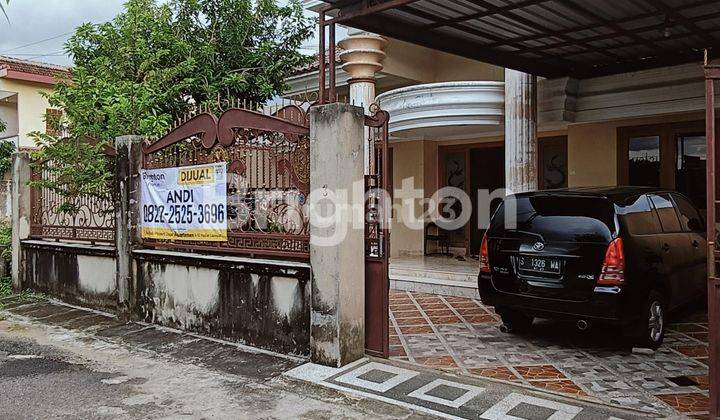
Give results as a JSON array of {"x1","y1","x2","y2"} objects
[
  {"x1": 338, "y1": 32, "x2": 387, "y2": 174},
  {"x1": 504, "y1": 69, "x2": 538, "y2": 194},
  {"x1": 114, "y1": 135, "x2": 144, "y2": 316},
  {"x1": 309, "y1": 103, "x2": 366, "y2": 367},
  {"x1": 10, "y1": 152, "x2": 32, "y2": 290}
]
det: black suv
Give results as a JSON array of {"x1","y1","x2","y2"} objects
[{"x1": 478, "y1": 187, "x2": 707, "y2": 349}]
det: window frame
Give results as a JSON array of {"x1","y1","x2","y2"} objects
[
  {"x1": 648, "y1": 192, "x2": 683, "y2": 233},
  {"x1": 669, "y1": 192, "x2": 705, "y2": 233}
]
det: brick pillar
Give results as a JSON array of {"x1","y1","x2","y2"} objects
[
  {"x1": 309, "y1": 103, "x2": 366, "y2": 367},
  {"x1": 114, "y1": 135, "x2": 144, "y2": 315},
  {"x1": 10, "y1": 153, "x2": 31, "y2": 290}
]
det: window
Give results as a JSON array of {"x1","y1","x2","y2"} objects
[
  {"x1": 649, "y1": 193, "x2": 681, "y2": 233},
  {"x1": 628, "y1": 136, "x2": 660, "y2": 187},
  {"x1": 671, "y1": 193, "x2": 704, "y2": 232},
  {"x1": 617, "y1": 195, "x2": 661, "y2": 235},
  {"x1": 675, "y1": 134, "x2": 706, "y2": 209}
]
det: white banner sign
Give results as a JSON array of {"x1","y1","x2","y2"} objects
[{"x1": 140, "y1": 162, "x2": 227, "y2": 241}]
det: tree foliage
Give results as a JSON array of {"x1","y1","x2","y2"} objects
[{"x1": 30, "y1": 0, "x2": 313, "y2": 210}]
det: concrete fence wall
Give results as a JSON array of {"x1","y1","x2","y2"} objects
[{"x1": 11, "y1": 103, "x2": 368, "y2": 365}]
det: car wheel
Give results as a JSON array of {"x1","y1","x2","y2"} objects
[
  {"x1": 498, "y1": 308, "x2": 534, "y2": 333},
  {"x1": 636, "y1": 291, "x2": 666, "y2": 350}
]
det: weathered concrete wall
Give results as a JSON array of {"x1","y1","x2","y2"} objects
[
  {"x1": 309, "y1": 103, "x2": 366, "y2": 367},
  {"x1": 21, "y1": 240, "x2": 117, "y2": 310},
  {"x1": 133, "y1": 250, "x2": 311, "y2": 356}
]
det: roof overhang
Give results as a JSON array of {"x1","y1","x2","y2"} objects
[
  {"x1": 0, "y1": 65, "x2": 56, "y2": 85},
  {"x1": 318, "y1": 0, "x2": 720, "y2": 79}
]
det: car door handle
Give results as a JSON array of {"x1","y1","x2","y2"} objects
[{"x1": 661, "y1": 243, "x2": 670, "y2": 252}]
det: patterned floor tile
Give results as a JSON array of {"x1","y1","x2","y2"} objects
[
  {"x1": 515, "y1": 365, "x2": 567, "y2": 381},
  {"x1": 531, "y1": 380, "x2": 587, "y2": 397},
  {"x1": 399, "y1": 325, "x2": 435, "y2": 335},
  {"x1": 686, "y1": 331, "x2": 709, "y2": 342},
  {"x1": 664, "y1": 332, "x2": 704, "y2": 347},
  {"x1": 627, "y1": 375, "x2": 701, "y2": 394},
  {"x1": 428, "y1": 315, "x2": 462, "y2": 324},
  {"x1": 674, "y1": 345, "x2": 709, "y2": 358},
  {"x1": 655, "y1": 393, "x2": 709, "y2": 413},
  {"x1": 668, "y1": 323, "x2": 708, "y2": 333},
  {"x1": 604, "y1": 394, "x2": 670, "y2": 414},
  {"x1": 468, "y1": 367, "x2": 520, "y2": 381},
  {"x1": 389, "y1": 345, "x2": 407, "y2": 357},
  {"x1": 556, "y1": 363, "x2": 614, "y2": 381},
  {"x1": 395, "y1": 317, "x2": 429, "y2": 326},
  {"x1": 575, "y1": 377, "x2": 636, "y2": 397},
  {"x1": 687, "y1": 375, "x2": 709, "y2": 390},
  {"x1": 461, "y1": 314, "x2": 496, "y2": 323},
  {"x1": 454, "y1": 353, "x2": 504, "y2": 368},
  {"x1": 502, "y1": 352, "x2": 548, "y2": 365},
  {"x1": 388, "y1": 289, "x2": 709, "y2": 417},
  {"x1": 414, "y1": 355, "x2": 458, "y2": 369}
]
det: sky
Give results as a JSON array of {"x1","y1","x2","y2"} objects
[{"x1": 0, "y1": 0, "x2": 329, "y2": 67}]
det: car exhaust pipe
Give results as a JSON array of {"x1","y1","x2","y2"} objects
[{"x1": 576, "y1": 319, "x2": 590, "y2": 331}]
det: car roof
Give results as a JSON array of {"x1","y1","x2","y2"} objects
[{"x1": 513, "y1": 186, "x2": 671, "y2": 204}]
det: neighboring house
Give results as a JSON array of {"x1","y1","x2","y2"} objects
[{"x1": 0, "y1": 56, "x2": 69, "y2": 150}]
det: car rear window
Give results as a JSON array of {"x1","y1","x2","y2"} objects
[{"x1": 489, "y1": 195, "x2": 616, "y2": 242}]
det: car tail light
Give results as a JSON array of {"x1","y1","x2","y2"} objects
[
  {"x1": 480, "y1": 233, "x2": 491, "y2": 274},
  {"x1": 598, "y1": 237, "x2": 625, "y2": 285}
]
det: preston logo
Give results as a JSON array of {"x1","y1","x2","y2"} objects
[{"x1": 532, "y1": 242, "x2": 545, "y2": 251}]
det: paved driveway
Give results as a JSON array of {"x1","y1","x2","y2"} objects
[{"x1": 389, "y1": 289, "x2": 709, "y2": 417}]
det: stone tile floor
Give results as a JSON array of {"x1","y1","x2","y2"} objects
[{"x1": 389, "y1": 289, "x2": 710, "y2": 417}]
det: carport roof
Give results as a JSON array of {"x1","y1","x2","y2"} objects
[{"x1": 319, "y1": 0, "x2": 720, "y2": 79}]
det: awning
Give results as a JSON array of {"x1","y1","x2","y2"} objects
[{"x1": 320, "y1": 0, "x2": 720, "y2": 78}]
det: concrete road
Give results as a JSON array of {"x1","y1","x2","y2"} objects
[{"x1": 0, "y1": 302, "x2": 432, "y2": 419}]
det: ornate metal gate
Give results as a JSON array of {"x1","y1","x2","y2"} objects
[{"x1": 364, "y1": 107, "x2": 391, "y2": 358}]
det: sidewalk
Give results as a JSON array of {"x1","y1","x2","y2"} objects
[
  {"x1": 0, "y1": 297, "x2": 425, "y2": 419},
  {"x1": 1, "y1": 297, "x2": 659, "y2": 419}
]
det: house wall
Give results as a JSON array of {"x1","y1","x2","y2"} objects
[
  {"x1": 391, "y1": 140, "x2": 426, "y2": 257},
  {"x1": 567, "y1": 112, "x2": 705, "y2": 187},
  {"x1": 0, "y1": 79, "x2": 53, "y2": 148}
]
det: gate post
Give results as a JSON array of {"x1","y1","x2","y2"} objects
[
  {"x1": 309, "y1": 103, "x2": 366, "y2": 367},
  {"x1": 114, "y1": 135, "x2": 144, "y2": 316},
  {"x1": 10, "y1": 152, "x2": 32, "y2": 290}
]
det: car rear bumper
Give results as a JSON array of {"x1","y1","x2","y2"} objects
[{"x1": 478, "y1": 274, "x2": 641, "y2": 323}]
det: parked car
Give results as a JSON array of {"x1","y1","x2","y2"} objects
[{"x1": 478, "y1": 187, "x2": 707, "y2": 349}]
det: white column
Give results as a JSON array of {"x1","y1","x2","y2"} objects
[
  {"x1": 504, "y1": 69, "x2": 538, "y2": 194},
  {"x1": 338, "y1": 33, "x2": 387, "y2": 174}
]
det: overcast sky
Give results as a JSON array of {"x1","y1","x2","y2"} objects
[{"x1": 0, "y1": 0, "x2": 328, "y2": 67}]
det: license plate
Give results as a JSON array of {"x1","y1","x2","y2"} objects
[{"x1": 517, "y1": 255, "x2": 561, "y2": 274}]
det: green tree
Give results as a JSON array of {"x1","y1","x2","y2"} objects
[{"x1": 30, "y1": 0, "x2": 312, "y2": 210}]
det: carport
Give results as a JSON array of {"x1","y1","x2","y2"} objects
[
  {"x1": 314, "y1": 1, "x2": 720, "y2": 417},
  {"x1": 389, "y1": 288, "x2": 709, "y2": 415}
]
